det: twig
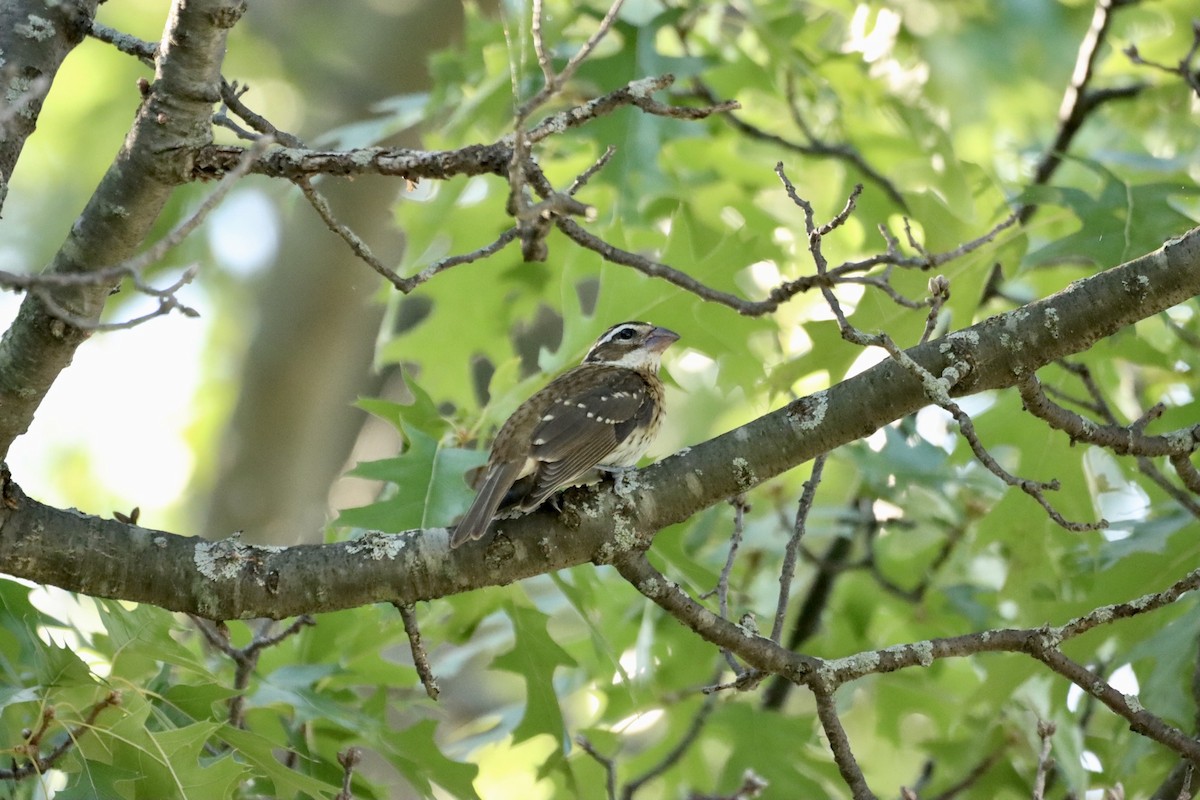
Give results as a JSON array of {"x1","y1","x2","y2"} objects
[
  {"x1": 617, "y1": 548, "x2": 1200, "y2": 762},
  {"x1": 622, "y1": 693, "x2": 718, "y2": 800},
  {"x1": 409, "y1": 228, "x2": 520, "y2": 286},
  {"x1": 218, "y1": 80, "x2": 305, "y2": 147},
  {"x1": 88, "y1": 21, "x2": 157, "y2": 63},
  {"x1": 189, "y1": 614, "x2": 316, "y2": 727},
  {"x1": 32, "y1": 285, "x2": 201, "y2": 332},
  {"x1": 0, "y1": 692, "x2": 122, "y2": 780},
  {"x1": 24, "y1": 135, "x2": 271, "y2": 331},
  {"x1": 709, "y1": 495, "x2": 750, "y2": 675},
  {"x1": 1125, "y1": 20, "x2": 1200, "y2": 99},
  {"x1": 394, "y1": 602, "x2": 439, "y2": 701},
  {"x1": 771, "y1": 454, "x2": 827, "y2": 643},
  {"x1": 1032, "y1": 719, "x2": 1056, "y2": 800},
  {"x1": 920, "y1": 275, "x2": 951, "y2": 344},
  {"x1": 1021, "y1": 0, "x2": 1145, "y2": 222},
  {"x1": 518, "y1": 0, "x2": 628, "y2": 120},
  {"x1": 1018, "y1": 376, "x2": 1200, "y2": 458},
  {"x1": 1041, "y1": 363, "x2": 1200, "y2": 515},
  {"x1": 761, "y1": 506, "x2": 859, "y2": 710},
  {"x1": 567, "y1": 146, "x2": 617, "y2": 196},
  {"x1": 812, "y1": 685, "x2": 876, "y2": 800},
  {"x1": 509, "y1": 0, "x2": 628, "y2": 261},
  {"x1": 689, "y1": 77, "x2": 906, "y2": 208},
  {"x1": 926, "y1": 746, "x2": 1007, "y2": 800},
  {"x1": 295, "y1": 177, "x2": 412, "y2": 290},
  {"x1": 945, "y1": 390, "x2": 1106, "y2": 532},
  {"x1": 334, "y1": 747, "x2": 362, "y2": 800},
  {"x1": 776, "y1": 165, "x2": 1104, "y2": 532},
  {"x1": 575, "y1": 736, "x2": 618, "y2": 800}
]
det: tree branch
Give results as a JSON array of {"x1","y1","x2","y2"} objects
[
  {"x1": 0, "y1": 0, "x2": 244, "y2": 460},
  {"x1": 0, "y1": 227, "x2": 1198, "y2": 616}
]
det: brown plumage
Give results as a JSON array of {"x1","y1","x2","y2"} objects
[{"x1": 450, "y1": 321, "x2": 679, "y2": 548}]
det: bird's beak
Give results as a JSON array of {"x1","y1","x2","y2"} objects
[{"x1": 646, "y1": 326, "x2": 680, "y2": 353}]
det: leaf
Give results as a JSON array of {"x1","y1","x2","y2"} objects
[
  {"x1": 216, "y1": 725, "x2": 341, "y2": 798},
  {"x1": 337, "y1": 423, "x2": 484, "y2": 531},
  {"x1": 491, "y1": 601, "x2": 578, "y2": 750},
  {"x1": 385, "y1": 718, "x2": 481, "y2": 800},
  {"x1": 357, "y1": 368, "x2": 450, "y2": 439}
]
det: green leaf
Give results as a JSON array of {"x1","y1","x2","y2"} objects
[
  {"x1": 357, "y1": 369, "x2": 450, "y2": 439},
  {"x1": 491, "y1": 601, "x2": 578, "y2": 750},
  {"x1": 216, "y1": 725, "x2": 341, "y2": 798},
  {"x1": 385, "y1": 718, "x2": 481, "y2": 800},
  {"x1": 337, "y1": 423, "x2": 484, "y2": 531}
]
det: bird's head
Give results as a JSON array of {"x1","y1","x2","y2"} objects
[{"x1": 582, "y1": 321, "x2": 680, "y2": 371}]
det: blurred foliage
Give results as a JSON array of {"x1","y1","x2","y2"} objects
[{"x1": 3, "y1": 0, "x2": 1200, "y2": 798}]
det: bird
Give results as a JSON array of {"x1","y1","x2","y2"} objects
[{"x1": 450, "y1": 321, "x2": 679, "y2": 548}]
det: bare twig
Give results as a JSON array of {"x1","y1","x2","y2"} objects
[
  {"x1": 925, "y1": 747, "x2": 1007, "y2": 800},
  {"x1": 0, "y1": 692, "x2": 122, "y2": 780},
  {"x1": 509, "y1": 0, "x2": 628, "y2": 260},
  {"x1": 394, "y1": 602, "x2": 439, "y2": 701},
  {"x1": 295, "y1": 177, "x2": 412, "y2": 290},
  {"x1": 334, "y1": 747, "x2": 362, "y2": 800},
  {"x1": 1041, "y1": 362, "x2": 1200, "y2": 515},
  {"x1": 689, "y1": 77, "x2": 906, "y2": 208},
  {"x1": 771, "y1": 454, "x2": 827, "y2": 643},
  {"x1": 190, "y1": 614, "x2": 316, "y2": 727},
  {"x1": 708, "y1": 495, "x2": 750, "y2": 674},
  {"x1": 567, "y1": 146, "x2": 617, "y2": 196},
  {"x1": 1125, "y1": 20, "x2": 1200, "y2": 99},
  {"x1": 575, "y1": 736, "x2": 618, "y2": 800},
  {"x1": 15, "y1": 135, "x2": 271, "y2": 332},
  {"x1": 946, "y1": 391, "x2": 1106, "y2": 532},
  {"x1": 776, "y1": 165, "x2": 1104, "y2": 532},
  {"x1": 1021, "y1": 0, "x2": 1145, "y2": 222},
  {"x1": 88, "y1": 21, "x2": 157, "y2": 64},
  {"x1": 409, "y1": 228, "x2": 521, "y2": 286},
  {"x1": 219, "y1": 80, "x2": 305, "y2": 147},
  {"x1": 1018, "y1": 376, "x2": 1200, "y2": 459},
  {"x1": 1032, "y1": 719, "x2": 1056, "y2": 800},
  {"x1": 920, "y1": 275, "x2": 951, "y2": 344},
  {"x1": 812, "y1": 685, "x2": 876, "y2": 800},
  {"x1": 623, "y1": 694, "x2": 718, "y2": 800},
  {"x1": 518, "y1": 0, "x2": 628, "y2": 120}
]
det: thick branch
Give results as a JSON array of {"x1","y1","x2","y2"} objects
[
  {"x1": 0, "y1": 227, "x2": 1197, "y2": 616},
  {"x1": 0, "y1": 0, "x2": 243, "y2": 459},
  {"x1": 0, "y1": 0, "x2": 98, "y2": 213}
]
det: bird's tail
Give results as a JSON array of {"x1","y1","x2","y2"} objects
[{"x1": 451, "y1": 461, "x2": 522, "y2": 548}]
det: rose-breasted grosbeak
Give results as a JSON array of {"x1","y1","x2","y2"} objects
[{"x1": 450, "y1": 321, "x2": 679, "y2": 548}]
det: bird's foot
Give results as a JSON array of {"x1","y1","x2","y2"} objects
[{"x1": 598, "y1": 465, "x2": 639, "y2": 497}]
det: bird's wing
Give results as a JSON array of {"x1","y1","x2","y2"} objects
[{"x1": 522, "y1": 371, "x2": 649, "y2": 506}]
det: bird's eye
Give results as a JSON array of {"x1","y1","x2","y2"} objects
[{"x1": 615, "y1": 327, "x2": 637, "y2": 340}]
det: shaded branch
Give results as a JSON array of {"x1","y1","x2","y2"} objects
[
  {"x1": 394, "y1": 602, "x2": 439, "y2": 701},
  {"x1": 689, "y1": 78, "x2": 905, "y2": 209},
  {"x1": 812, "y1": 685, "x2": 876, "y2": 800},
  {"x1": 779, "y1": 166, "x2": 1104, "y2": 531},
  {"x1": 1125, "y1": 19, "x2": 1200, "y2": 99},
  {"x1": 1020, "y1": 0, "x2": 1145, "y2": 222},
  {"x1": 190, "y1": 614, "x2": 315, "y2": 728},
  {"x1": 1019, "y1": 375, "x2": 1200, "y2": 458}
]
